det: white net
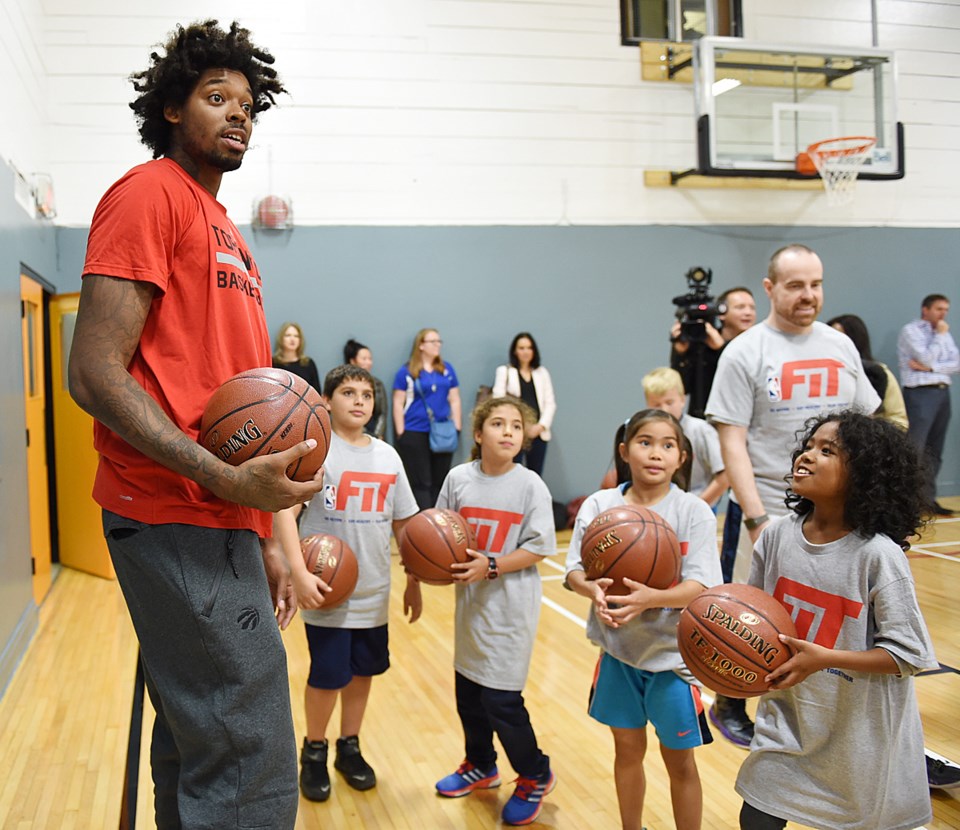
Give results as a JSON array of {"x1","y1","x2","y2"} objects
[{"x1": 807, "y1": 137, "x2": 877, "y2": 206}]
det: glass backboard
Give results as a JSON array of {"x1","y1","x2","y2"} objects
[{"x1": 692, "y1": 37, "x2": 902, "y2": 179}]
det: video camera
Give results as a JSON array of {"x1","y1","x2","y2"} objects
[{"x1": 672, "y1": 267, "x2": 727, "y2": 343}]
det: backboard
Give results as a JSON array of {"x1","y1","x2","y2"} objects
[{"x1": 691, "y1": 37, "x2": 903, "y2": 180}]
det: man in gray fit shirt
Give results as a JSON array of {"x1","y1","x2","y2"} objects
[{"x1": 705, "y1": 244, "x2": 880, "y2": 747}]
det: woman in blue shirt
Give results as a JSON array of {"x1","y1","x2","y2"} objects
[{"x1": 393, "y1": 328, "x2": 462, "y2": 509}]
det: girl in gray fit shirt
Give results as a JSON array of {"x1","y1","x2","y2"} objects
[{"x1": 737, "y1": 411, "x2": 936, "y2": 830}]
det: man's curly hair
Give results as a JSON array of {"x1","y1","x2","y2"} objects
[
  {"x1": 129, "y1": 20, "x2": 286, "y2": 158},
  {"x1": 784, "y1": 411, "x2": 929, "y2": 550}
]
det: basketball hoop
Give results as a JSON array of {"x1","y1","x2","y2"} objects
[
  {"x1": 253, "y1": 195, "x2": 293, "y2": 230},
  {"x1": 795, "y1": 136, "x2": 877, "y2": 206}
]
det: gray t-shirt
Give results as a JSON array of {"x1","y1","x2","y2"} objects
[
  {"x1": 705, "y1": 321, "x2": 881, "y2": 514},
  {"x1": 736, "y1": 514, "x2": 936, "y2": 830},
  {"x1": 565, "y1": 485, "x2": 722, "y2": 674},
  {"x1": 299, "y1": 432, "x2": 418, "y2": 628},
  {"x1": 680, "y1": 412, "x2": 724, "y2": 497},
  {"x1": 437, "y1": 461, "x2": 556, "y2": 691}
]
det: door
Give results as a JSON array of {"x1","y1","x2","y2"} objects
[
  {"x1": 49, "y1": 293, "x2": 113, "y2": 579},
  {"x1": 21, "y1": 275, "x2": 52, "y2": 603}
]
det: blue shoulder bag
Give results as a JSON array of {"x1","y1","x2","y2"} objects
[{"x1": 414, "y1": 376, "x2": 459, "y2": 453}]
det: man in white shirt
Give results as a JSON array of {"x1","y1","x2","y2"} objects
[{"x1": 897, "y1": 294, "x2": 959, "y2": 516}]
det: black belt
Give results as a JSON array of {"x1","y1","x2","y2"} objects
[{"x1": 910, "y1": 383, "x2": 949, "y2": 389}]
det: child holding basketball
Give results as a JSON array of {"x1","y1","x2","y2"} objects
[
  {"x1": 565, "y1": 409, "x2": 722, "y2": 830},
  {"x1": 433, "y1": 396, "x2": 557, "y2": 827},
  {"x1": 642, "y1": 367, "x2": 728, "y2": 509},
  {"x1": 736, "y1": 411, "x2": 936, "y2": 830},
  {"x1": 273, "y1": 364, "x2": 421, "y2": 802}
]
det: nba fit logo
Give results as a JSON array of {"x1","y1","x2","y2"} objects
[
  {"x1": 460, "y1": 507, "x2": 524, "y2": 554},
  {"x1": 774, "y1": 577, "x2": 863, "y2": 648},
  {"x1": 325, "y1": 472, "x2": 398, "y2": 512},
  {"x1": 766, "y1": 359, "x2": 845, "y2": 402}
]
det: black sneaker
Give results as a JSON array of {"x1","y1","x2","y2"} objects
[
  {"x1": 709, "y1": 695, "x2": 754, "y2": 748},
  {"x1": 927, "y1": 754, "x2": 960, "y2": 789},
  {"x1": 933, "y1": 502, "x2": 956, "y2": 517},
  {"x1": 300, "y1": 738, "x2": 331, "y2": 802},
  {"x1": 335, "y1": 735, "x2": 377, "y2": 791}
]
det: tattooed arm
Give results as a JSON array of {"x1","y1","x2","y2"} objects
[{"x1": 69, "y1": 275, "x2": 324, "y2": 512}]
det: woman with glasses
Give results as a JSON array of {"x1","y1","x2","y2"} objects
[{"x1": 392, "y1": 328, "x2": 462, "y2": 509}]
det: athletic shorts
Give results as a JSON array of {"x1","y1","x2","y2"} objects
[
  {"x1": 588, "y1": 651, "x2": 713, "y2": 750},
  {"x1": 304, "y1": 624, "x2": 389, "y2": 689}
]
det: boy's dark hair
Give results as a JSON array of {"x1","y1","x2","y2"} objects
[
  {"x1": 323, "y1": 364, "x2": 375, "y2": 399},
  {"x1": 613, "y1": 409, "x2": 689, "y2": 491},
  {"x1": 129, "y1": 20, "x2": 286, "y2": 158},
  {"x1": 785, "y1": 411, "x2": 929, "y2": 550}
]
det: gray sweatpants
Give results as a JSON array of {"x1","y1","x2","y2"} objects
[{"x1": 103, "y1": 510, "x2": 298, "y2": 830}]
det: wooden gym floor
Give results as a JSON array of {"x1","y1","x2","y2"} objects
[{"x1": 1, "y1": 502, "x2": 958, "y2": 829}]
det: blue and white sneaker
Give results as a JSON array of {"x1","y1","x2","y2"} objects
[
  {"x1": 501, "y1": 768, "x2": 556, "y2": 826},
  {"x1": 435, "y1": 760, "x2": 501, "y2": 797}
]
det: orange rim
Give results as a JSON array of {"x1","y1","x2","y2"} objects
[{"x1": 796, "y1": 136, "x2": 876, "y2": 175}]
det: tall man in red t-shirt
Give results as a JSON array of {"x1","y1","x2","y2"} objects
[{"x1": 69, "y1": 21, "x2": 323, "y2": 829}]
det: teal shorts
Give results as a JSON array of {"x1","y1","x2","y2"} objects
[{"x1": 588, "y1": 652, "x2": 713, "y2": 750}]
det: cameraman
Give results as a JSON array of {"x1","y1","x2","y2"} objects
[{"x1": 670, "y1": 286, "x2": 757, "y2": 418}]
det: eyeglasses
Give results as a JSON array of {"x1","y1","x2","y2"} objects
[{"x1": 423, "y1": 339, "x2": 443, "y2": 345}]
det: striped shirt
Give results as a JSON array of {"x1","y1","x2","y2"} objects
[{"x1": 897, "y1": 319, "x2": 959, "y2": 387}]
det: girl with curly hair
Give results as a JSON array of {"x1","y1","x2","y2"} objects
[{"x1": 735, "y1": 411, "x2": 937, "y2": 830}]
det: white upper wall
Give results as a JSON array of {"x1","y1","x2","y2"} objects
[
  {"x1": 1, "y1": 0, "x2": 48, "y2": 187},
  {"x1": 3, "y1": 0, "x2": 958, "y2": 227}
]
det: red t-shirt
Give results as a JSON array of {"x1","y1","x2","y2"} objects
[{"x1": 83, "y1": 158, "x2": 272, "y2": 536}]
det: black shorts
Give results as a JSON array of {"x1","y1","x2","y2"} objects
[{"x1": 304, "y1": 624, "x2": 390, "y2": 689}]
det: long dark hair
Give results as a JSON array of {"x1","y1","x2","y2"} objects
[
  {"x1": 785, "y1": 411, "x2": 928, "y2": 550},
  {"x1": 826, "y1": 314, "x2": 874, "y2": 361},
  {"x1": 343, "y1": 338, "x2": 369, "y2": 364},
  {"x1": 613, "y1": 409, "x2": 689, "y2": 491},
  {"x1": 508, "y1": 332, "x2": 541, "y2": 370}
]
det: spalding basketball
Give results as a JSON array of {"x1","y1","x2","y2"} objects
[
  {"x1": 677, "y1": 584, "x2": 799, "y2": 698},
  {"x1": 301, "y1": 533, "x2": 359, "y2": 610},
  {"x1": 580, "y1": 505, "x2": 681, "y2": 595},
  {"x1": 399, "y1": 508, "x2": 477, "y2": 585},
  {"x1": 199, "y1": 367, "x2": 330, "y2": 481}
]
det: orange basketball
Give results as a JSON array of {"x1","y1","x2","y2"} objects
[
  {"x1": 301, "y1": 533, "x2": 359, "y2": 610},
  {"x1": 677, "y1": 584, "x2": 799, "y2": 698},
  {"x1": 199, "y1": 367, "x2": 330, "y2": 481},
  {"x1": 580, "y1": 505, "x2": 681, "y2": 595},
  {"x1": 399, "y1": 508, "x2": 477, "y2": 585}
]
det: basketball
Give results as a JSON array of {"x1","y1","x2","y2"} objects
[
  {"x1": 677, "y1": 584, "x2": 799, "y2": 698},
  {"x1": 301, "y1": 533, "x2": 359, "y2": 610},
  {"x1": 399, "y1": 508, "x2": 477, "y2": 585},
  {"x1": 199, "y1": 367, "x2": 330, "y2": 481},
  {"x1": 580, "y1": 505, "x2": 681, "y2": 595}
]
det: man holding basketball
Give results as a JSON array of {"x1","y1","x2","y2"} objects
[
  {"x1": 69, "y1": 21, "x2": 321, "y2": 829},
  {"x1": 704, "y1": 244, "x2": 880, "y2": 747}
]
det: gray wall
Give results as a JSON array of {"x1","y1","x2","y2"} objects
[
  {"x1": 3, "y1": 208, "x2": 955, "y2": 694},
  {"x1": 56, "y1": 223, "x2": 960, "y2": 504},
  {"x1": 0, "y1": 162, "x2": 57, "y2": 695}
]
